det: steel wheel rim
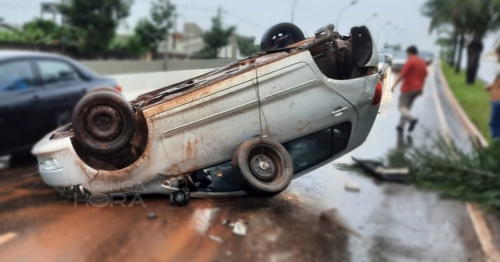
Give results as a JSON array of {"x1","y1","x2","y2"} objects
[
  {"x1": 174, "y1": 192, "x2": 185, "y2": 202},
  {"x1": 247, "y1": 145, "x2": 284, "y2": 183},
  {"x1": 85, "y1": 105, "x2": 123, "y2": 141}
]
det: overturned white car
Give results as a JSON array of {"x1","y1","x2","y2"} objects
[{"x1": 33, "y1": 23, "x2": 382, "y2": 205}]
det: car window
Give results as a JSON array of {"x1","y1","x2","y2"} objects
[
  {"x1": 283, "y1": 122, "x2": 352, "y2": 173},
  {"x1": 37, "y1": 60, "x2": 81, "y2": 86},
  {"x1": 0, "y1": 60, "x2": 36, "y2": 92}
]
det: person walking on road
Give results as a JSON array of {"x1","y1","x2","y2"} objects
[
  {"x1": 391, "y1": 46, "x2": 428, "y2": 133},
  {"x1": 485, "y1": 72, "x2": 500, "y2": 141}
]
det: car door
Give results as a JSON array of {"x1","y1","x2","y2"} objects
[
  {"x1": 35, "y1": 58, "x2": 89, "y2": 128},
  {"x1": 255, "y1": 61, "x2": 357, "y2": 145},
  {"x1": 0, "y1": 59, "x2": 43, "y2": 154}
]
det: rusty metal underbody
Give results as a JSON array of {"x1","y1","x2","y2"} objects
[{"x1": 130, "y1": 30, "x2": 364, "y2": 113}]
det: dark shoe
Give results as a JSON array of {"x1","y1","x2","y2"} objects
[
  {"x1": 396, "y1": 126, "x2": 404, "y2": 133},
  {"x1": 408, "y1": 119, "x2": 418, "y2": 132}
]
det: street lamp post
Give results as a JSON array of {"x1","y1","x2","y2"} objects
[
  {"x1": 336, "y1": 0, "x2": 357, "y2": 31},
  {"x1": 363, "y1": 13, "x2": 378, "y2": 25},
  {"x1": 291, "y1": 0, "x2": 298, "y2": 23},
  {"x1": 376, "y1": 21, "x2": 391, "y2": 48}
]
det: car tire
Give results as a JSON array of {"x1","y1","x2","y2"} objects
[
  {"x1": 169, "y1": 191, "x2": 189, "y2": 206},
  {"x1": 260, "y1": 23, "x2": 305, "y2": 51},
  {"x1": 232, "y1": 137, "x2": 293, "y2": 197},
  {"x1": 72, "y1": 91, "x2": 136, "y2": 154}
]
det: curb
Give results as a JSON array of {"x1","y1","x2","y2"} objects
[
  {"x1": 437, "y1": 61, "x2": 500, "y2": 262},
  {"x1": 436, "y1": 65, "x2": 488, "y2": 147}
]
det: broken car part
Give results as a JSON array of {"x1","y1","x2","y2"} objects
[
  {"x1": 232, "y1": 221, "x2": 247, "y2": 236},
  {"x1": 351, "y1": 157, "x2": 408, "y2": 183}
]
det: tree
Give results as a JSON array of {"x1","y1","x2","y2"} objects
[
  {"x1": 58, "y1": 0, "x2": 132, "y2": 58},
  {"x1": 132, "y1": 0, "x2": 175, "y2": 58},
  {"x1": 435, "y1": 35, "x2": 453, "y2": 61},
  {"x1": 421, "y1": 0, "x2": 467, "y2": 71},
  {"x1": 134, "y1": 18, "x2": 162, "y2": 55},
  {"x1": 150, "y1": 0, "x2": 175, "y2": 39},
  {"x1": 422, "y1": 0, "x2": 500, "y2": 84},
  {"x1": 197, "y1": 10, "x2": 236, "y2": 59},
  {"x1": 21, "y1": 19, "x2": 60, "y2": 45},
  {"x1": 462, "y1": 0, "x2": 500, "y2": 84},
  {"x1": 237, "y1": 36, "x2": 260, "y2": 58},
  {"x1": 125, "y1": 34, "x2": 148, "y2": 57}
]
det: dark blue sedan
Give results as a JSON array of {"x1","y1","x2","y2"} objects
[{"x1": 0, "y1": 51, "x2": 120, "y2": 157}]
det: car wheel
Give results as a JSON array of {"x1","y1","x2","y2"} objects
[
  {"x1": 72, "y1": 91, "x2": 136, "y2": 154},
  {"x1": 260, "y1": 23, "x2": 305, "y2": 51},
  {"x1": 232, "y1": 137, "x2": 293, "y2": 197},
  {"x1": 169, "y1": 191, "x2": 189, "y2": 206}
]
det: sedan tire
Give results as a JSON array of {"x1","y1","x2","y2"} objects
[
  {"x1": 232, "y1": 137, "x2": 293, "y2": 197},
  {"x1": 72, "y1": 91, "x2": 136, "y2": 154}
]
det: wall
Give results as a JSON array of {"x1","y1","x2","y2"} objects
[{"x1": 81, "y1": 59, "x2": 239, "y2": 75}]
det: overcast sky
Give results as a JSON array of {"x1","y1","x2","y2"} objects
[{"x1": 1, "y1": 0, "x2": 498, "y2": 52}]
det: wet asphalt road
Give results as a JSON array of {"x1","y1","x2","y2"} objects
[{"x1": 0, "y1": 64, "x2": 487, "y2": 262}]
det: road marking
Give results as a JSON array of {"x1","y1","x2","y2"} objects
[
  {"x1": 432, "y1": 61, "x2": 500, "y2": 262},
  {"x1": 0, "y1": 232, "x2": 17, "y2": 246},
  {"x1": 436, "y1": 66, "x2": 489, "y2": 147}
]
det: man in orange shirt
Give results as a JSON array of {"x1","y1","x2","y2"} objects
[{"x1": 391, "y1": 46, "x2": 428, "y2": 133}]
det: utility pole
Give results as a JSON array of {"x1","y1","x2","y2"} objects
[
  {"x1": 163, "y1": 0, "x2": 170, "y2": 71},
  {"x1": 291, "y1": 0, "x2": 298, "y2": 23},
  {"x1": 172, "y1": 13, "x2": 178, "y2": 51}
]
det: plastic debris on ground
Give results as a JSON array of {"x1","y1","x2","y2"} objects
[
  {"x1": 146, "y1": 213, "x2": 157, "y2": 219},
  {"x1": 344, "y1": 182, "x2": 360, "y2": 192},
  {"x1": 233, "y1": 221, "x2": 247, "y2": 236},
  {"x1": 352, "y1": 157, "x2": 408, "y2": 183},
  {"x1": 223, "y1": 219, "x2": 235, "y2": 227},
  {"x1": 320, "y1": 208, "x2": 361, "y2": 238}
]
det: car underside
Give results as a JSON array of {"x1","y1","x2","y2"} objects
[{"x1": 33, "y1": 23, "x2": 381, "y2": 205}]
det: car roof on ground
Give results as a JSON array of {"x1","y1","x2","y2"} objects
[{"x1": 0, "y1": 50, "x2": 67, "y2": 60}]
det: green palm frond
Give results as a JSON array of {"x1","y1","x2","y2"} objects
[{"x1": 337, "y1": 137, "x2": 500, "y2": 213}]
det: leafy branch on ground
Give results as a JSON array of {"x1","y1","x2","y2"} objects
[{"x1": 337, "y1": 137, "x2": 500, "y2": 213}]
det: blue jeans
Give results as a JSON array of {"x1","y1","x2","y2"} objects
[{"x1": 490, "y1": 101, "x2": 500, "y2": 140}]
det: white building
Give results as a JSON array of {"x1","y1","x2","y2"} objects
[{"x1": 157, "y1": 22, "x2": 244, "y2": 59}]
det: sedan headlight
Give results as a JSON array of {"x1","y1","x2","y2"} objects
[{"x1": 39, "y1": 158, "x2": 62, "y2": 172}]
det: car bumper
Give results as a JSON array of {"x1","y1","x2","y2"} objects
[{"x1": 32, "y1": 128, "x2": 98, "y2": 188}]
